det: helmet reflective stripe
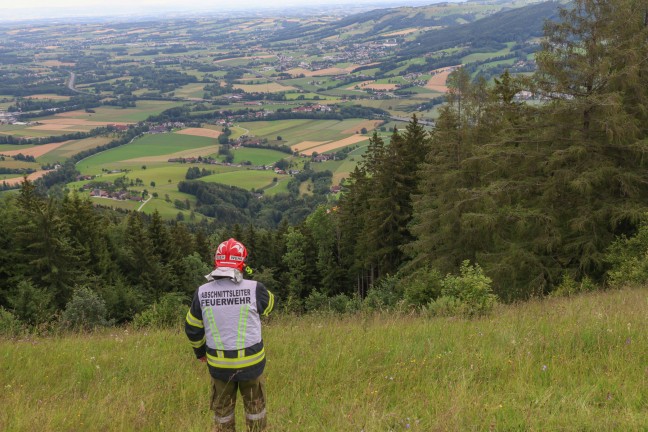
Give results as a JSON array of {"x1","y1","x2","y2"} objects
[
  {"x1": 206, "y1": 348, "x2": 265, "y2": 369},
  {"x1": 205, "y1": 308, "x2": 225, "y2": 351},
  {"x1": 245, "y1": 409, "x2": 267, "y2": 421},
  {"x1": 237, "y1": 304, "x2": 250, "y2": 350}
]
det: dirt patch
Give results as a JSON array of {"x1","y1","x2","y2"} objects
[
  {"x1": 2, "y1": 170, "x2": 50, "y2": 186},
  {"x1": 175, "y1": 128, "x2": 223, "y2": 138},
  {"x1": 0, "y1": 141, "x2": 70, "y2": 158},
  {"x1": 425, "y1": 65, "x2": 461, "y2": 93},
  {"x1": 302, "y1": 135, "x2": 369, "y2": 155},
  {"x1": 341, "y1": 120, "x2": 382, "y2": 135},
  {"x1": 292, "y1": 141, "x2": 330, "y2": 152}
]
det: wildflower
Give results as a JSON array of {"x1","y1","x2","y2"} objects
[{"x1": 542, "y1": 365, "x2": 547, "y2": 371}]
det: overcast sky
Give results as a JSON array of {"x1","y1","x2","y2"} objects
[{"x1": 0, "y1": 0, "x2": 439, "y2": 21}]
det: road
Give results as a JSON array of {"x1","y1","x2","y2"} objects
[{"x1": 137, "y1": 196, "x2": 152, "y2": 211}]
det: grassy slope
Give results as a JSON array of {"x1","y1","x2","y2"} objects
[{"x1": 1, "y1": 288, "x2": 647, "y2": 431}]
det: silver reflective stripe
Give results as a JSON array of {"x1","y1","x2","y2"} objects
[
  {"x1": 245, "y1": 408, "x2": 266, "y2": 421},
  {"x1": 205, "y1": 308, "x2": 225, "y2": 350},
  {"x1": 237, "y1": 304, "x2": 250, "y2": 349},
  {"x1": 214, "y1": 412, "x2": 235, "y2": 424}
]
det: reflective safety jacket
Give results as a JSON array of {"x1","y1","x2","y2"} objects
[{"x1": 185, "y1": 277, "x2": 275, "y2": 382}]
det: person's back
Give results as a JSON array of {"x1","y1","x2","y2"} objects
[{"x1": 186, "y1": 238, "x2": 275, "y2": 432}]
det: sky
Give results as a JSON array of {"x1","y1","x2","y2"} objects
[{"x1": 0, "y1": 0, "x2": 435, "y2": 21}]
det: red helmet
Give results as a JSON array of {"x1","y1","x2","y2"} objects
[{"x1": 214, "y1": 238, "x2": 247, "y2": 271}]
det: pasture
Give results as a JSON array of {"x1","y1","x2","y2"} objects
[
  {"x1": 232, "y1": 83, "x2": 296, "y2": 93},
  {"x1": 43, "y1": 101, "x2": 185, "y2": 123},
  {"x1": 231, "y1": 148, "x2": 289, "y2": 166},
  {"x1": 76, "y1": 133, "x2": 217, "y2": 171},
  {"x1": 199, "y1": 169, "x2": 281, "y2": 190},
  {"x1": 239, "y1": 118, "x2": 379, "y2": 147},
  {"x1": 1, "y1": 287, "x2": 647, "y2": 431}
]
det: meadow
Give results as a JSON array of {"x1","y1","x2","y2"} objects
[
  {"x1": 76, "y1": 133, "x2": 217, "y2": 170},
  {"x1": 1, "y1": 287, "x2": 647, "y2": 431},
  {"x1": 43, "y1": 101, "x2": 185, "y2": 123},
  {"x1": 239, "y1": 118, "x2": 379, "y2": 148}
]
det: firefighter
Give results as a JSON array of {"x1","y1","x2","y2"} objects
[{"x1": 186, "y1": 238, "x2": 275, "y2": 432}]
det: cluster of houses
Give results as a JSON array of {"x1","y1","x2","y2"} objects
[
  {"x1": 0, "y1": 110, "x2": 18, "y2": 125},
  {"x1": 89, "y1": 188, "x2": 144, "y2": 202}
]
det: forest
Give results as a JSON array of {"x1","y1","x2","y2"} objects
[{"x1": 1, "y1": 0, "x2": 648, "y2": 331}]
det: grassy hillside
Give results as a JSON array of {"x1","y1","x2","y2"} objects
[{"x1": 1, "y1": 287, "x2": 647, "y2": 431}]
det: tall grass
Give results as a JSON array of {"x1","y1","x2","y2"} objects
[{"x1": 2, "y1": 287, "x2": 647, "y2": 431}]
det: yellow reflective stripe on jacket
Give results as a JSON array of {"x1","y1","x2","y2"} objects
[
  {"x1": 262, "y1": 292, "x2": 274, "y2": 316},
  {"x1": 189, "y1": 336, "x2": 206, "y2": 348},
  {"x1": 206, "y1": 348, "x2": 265, "y2": 369},
  {"x1": 186, "y1": 310, "x2": 203, "y2": 328}
]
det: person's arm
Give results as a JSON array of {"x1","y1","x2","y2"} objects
[
  {"x1": 256, "y1": 282, "x2": 275, "y2": 317},
  {"x1": 185, "y1": 290, "x2": 206, "y2": 359}
]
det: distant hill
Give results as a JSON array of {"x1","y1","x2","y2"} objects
[
  {"x1": 267, "y1": 0, "x2": 553, "y2": 43},
  {"x1": 401, "y1": 1, "x2": 561, "y2": 56}
]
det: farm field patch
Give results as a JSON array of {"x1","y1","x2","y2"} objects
[
  {"x1": 38, "y1": 137, "x2": 113, "y2": 164},
  {"x1": 76, "y1": 133, "x2": 216, "y2": 169},
  {"x1": 292, "y1": 141, "x2": 330, "y2": 152},
  {"x1": 2, "y1": 169, "x2": 51, "y2": 186},
  {"x1": 171, "y1": 83, "x2": 205, "y2": 99},
  {"x1": 175, "y1": 128, "x2": 222, "y2": 138},
  {"x1": 347, "y1": 81, "x2": 398, "y2": 91},
  {"x1": 122, "y1": 146, "x2": 220, "y2": 164},
  {"x1": 232, "y1": 83, "x2": 296, "y2": 93},
  {"x1": 231, "y1": 148, "x2": 289, "y2": 166},
  {"x1": 341, "y1": 120, "x2": 382, "y2": 135},
  {"x1": 49, "y1": 101, "x2": 185, "y2": 123},
  {"x1": 240, "y1": 119, "x2": 379, "y2": 146},
  {"x1": 0, "y1": 141, "x2": 71, "y2": 158},
  {"x1": 425, "y1": 66, "x2": 461, "y2": 92},
  {"x1": 25, "y1": 94, "x2": 71, "y2": 101},
  {"x1": 199, "y1": 169, "x2": 280, "y2": 190},
  {"x1": 303, "y1": 135, "x2": 369, "y2": 155}
]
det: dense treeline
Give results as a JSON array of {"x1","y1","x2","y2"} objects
[
  {"x1": 403, "y1": 0, "x2": 648, "y2": 300},
  {"x1": 146, "y1": 104, "x2": 388, "y2": 124}
]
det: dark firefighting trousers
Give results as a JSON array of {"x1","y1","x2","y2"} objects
[{"x1": 211, "y1": 375, "x2": 266, "y2": 432}]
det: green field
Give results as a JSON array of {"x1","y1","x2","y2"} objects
[
  {"x1": 38, "y1": 137, "x2": 113, "y2": 164},
  {"x1": 1, "y1": 287, "x2": 647, "y2": 430},
  {"x1": 239, "y1": 118, "x2": 376, "y2": 145},
  {"x1": 76, "y1": 133, "x2": 217, "y2": 170},
  {"x1": 199, "y1": 169, "x2": 281, "y2": 190},
  {"x1": 172, "y1": 83, "x2": 206, "y2": 99},
  {"x1": 231, "y1": 148, "x2": 289, "y2": 166},
  {"x1": 0, "y1": 125, "x2": 71, "y2": 138},
  {"x1": 43, "y1": 101, "x2": 186, "y2": 123}
]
